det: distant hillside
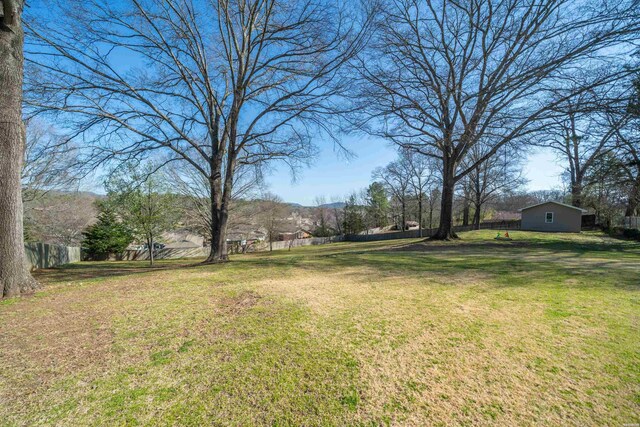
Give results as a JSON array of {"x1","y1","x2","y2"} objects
[
  {"x1": 319, "y1": 202, "x2": 345, "y2": 209},
  {"x1": 24, "y1": 191, "x2": 344, "y2": 246}
]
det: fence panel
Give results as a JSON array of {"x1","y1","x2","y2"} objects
[
  {"x1": 24, "y1": 243, "x2": 81, "y2": 270},
  {"x1": 119, "y1": 236, "x2": 347, "y2": 260}
]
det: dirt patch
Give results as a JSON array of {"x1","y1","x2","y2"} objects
[{"x1": 217, "y1": 290, "x2": 262, "y2": 315}]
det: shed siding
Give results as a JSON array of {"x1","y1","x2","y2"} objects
[{"x1": 521, "y1": 203, "x2": 582, "y2": 232}]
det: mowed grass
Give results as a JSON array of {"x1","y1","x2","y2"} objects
[{"x1": 1, "y1": 231, "x2": 639, "y2": 426}]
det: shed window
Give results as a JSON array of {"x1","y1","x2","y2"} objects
[{"x1": 545, "y1": 212, "x2": 554, "y2": 223}]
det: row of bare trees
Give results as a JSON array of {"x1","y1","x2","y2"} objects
[
  {"x1": 23, "y1": 0, "x2": 374, "y2": 265},
  {"x1": 348, "y1": 0, "x2": 639, "y2": 238}
]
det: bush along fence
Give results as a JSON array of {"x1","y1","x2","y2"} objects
[
  {"x1": 24, "y1": 243, "x2": 81, "y2": 270},
  {"x1": 345, "y1": 220, "x2": 521, "y2": 242}
]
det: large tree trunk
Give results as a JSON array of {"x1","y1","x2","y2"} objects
[
  {"x1": 207, "y1": 206, "x2": 229, "y2": 263},
  {"x1": 625, "y1": 173, "x2": 640, "y2": 217},
  {"x1": 205, "y1": 158, "x2": 232, "y2": 263},
  {"x1": 0, "y1": 0, "x2": 38, "y2": 298},
  {"x1": 473, "y1": 203, "x2": 482, "y2": 230},
  {"x1": 148, "y1": 235, "x2": 154, "y2": 267},
  {"x1": 462, "y1": 202, "x2": 470, "y2": 227},
  {"x1": 570, "y1": 179, "x2": 583, "y2": 208},
  {"x1": 432, "y1": 158, "x2": 457, "y2": 240}
]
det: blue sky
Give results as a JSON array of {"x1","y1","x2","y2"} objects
[
  {"x1": 82, "y1": 137, "x2": 566, "y2": 204},
  {"x1": 265, "y1": 138, "x2": 566, "y2": 206}
]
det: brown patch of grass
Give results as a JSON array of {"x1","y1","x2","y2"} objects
[{"x1": 217, "y1": 290, "x2": 263, "y2": 315}]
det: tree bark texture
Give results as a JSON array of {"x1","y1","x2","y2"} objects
[
  {"x1": 626, "y1": 173, "x2": 640, "y2": 217},
  {"x1": 473, "y1": 203, "x2": 482, "y2": 230},
  {"x1": 571, "y1": 180, "x2": 583, "y2": 208},
  {"x1": 432, "y1": 157, "x2": 458, "y2": 239},
  {"x1": 0, "y1": 0, "x2": 39, "y2": 297}
]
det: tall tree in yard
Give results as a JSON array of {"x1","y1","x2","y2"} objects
[
  {"x1": 352, "y1": 0, "x2": 639, "y2": 239},
  {"x1": 401, "y1": 149, "x2": 437, "y2": 236},
  {"x1": 542, "y1": 85, "x2": 627, "y2": 208},
  {"x1": 105, "y1": 163, "x2": 180, "y2": 266},
  {"x1": 25, "y1": 0, "x2": 372, "y2": 262},
  {"x1": 372, "y1": 160, "x2": 411, "y2": 230},
  {"x1": 258, "y1": 193, "x2": 288, "y2": 251},
  {"x1": 463, "y1": 145, "x2": 526, "y2": 229},
  {"x1": 365, "y1": 182, "x2": 390, "y2": 228},
  {"x1": 0, "y1": 0, "x2": 38, "y2": 297},
  {"x1": 617, "y1": 75, "x2": 640, "y2": 216}
]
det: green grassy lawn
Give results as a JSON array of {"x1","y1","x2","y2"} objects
[{"x1": 1, "y1": 231, "x2": 638, "y2": 426}]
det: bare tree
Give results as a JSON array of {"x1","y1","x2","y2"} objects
[
  {"x1": 105, "y1": 162, "x2": 181, "y2": 266},
  {"x1": 165, "y1": 161, "x2": 264, "y2": 244},
  {"x1": 312, "y1": 196, "x2": 333, "y2": 237},
  {"x1": 351, "y1": 0, "x2": 639, "y2": 239},
  {"x1": 401, "y1": 149, "x2": 437, "y2": 236},
  {"x1": 426, "y1": 187, "x2": 441, "y2": 230},
  {"x1": 372, "y1": 160, "x2": 411, "y2": 230},
  {"x1": 463, "y1": 145, "x2": 526, "y2": 229},
  {"x1": 542, "y1": 86, "x2": 627, "y2": 208},
  {"x1": 258, "y1": 193, "x2": 288, "y2": 251},
  {"x1": 612, "y1": 75, "x2": 640, "y2": 216},
  {"x1": 24, "y1": 192, "x2": 98, "y2": 246},
  {"x1": 25, "y1": 0, "x2": 372, "y2": 262},
  {"x1": 329, "y1": 195, "x2": 344, "y2": 235},
  {"x1": 21, "y1": 119, "x2": 81, "y2": 202},
  {"x1": 0, "y1": 0, "x2": 38, "y2": 297}
]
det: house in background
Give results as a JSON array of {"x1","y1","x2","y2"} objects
[
  {"x1": 519, "y1": 201, "x2": 586, "y2": 233},
  {"x1": 162, "y1": 229, "x2": 205, "y2": 247}
]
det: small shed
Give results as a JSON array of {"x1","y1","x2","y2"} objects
[{"x1": 519, "y1": 201, "x2": 586, "y2": 233}]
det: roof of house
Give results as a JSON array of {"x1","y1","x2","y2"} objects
[{"x1": 519, "y1": 201, "x2": 587, "y2": 213}]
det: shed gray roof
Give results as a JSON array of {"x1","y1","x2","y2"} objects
[{"x1": 519, "y1": 201, "x2": 587, "y2": 213}]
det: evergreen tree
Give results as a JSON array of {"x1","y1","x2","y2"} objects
[
  {"x1": 82, "y1": 206, "x2": 133, "y2": 259},
  {"x1": 366, "y1": 182, "x2": 390, "y2": 228},
  {"x1": 342, "y1": 194, "x2": 365, "y2": 234}
]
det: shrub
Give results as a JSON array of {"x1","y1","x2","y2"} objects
[{"x1": 82, "y1": 208, "x2": 133, "y2": 259}]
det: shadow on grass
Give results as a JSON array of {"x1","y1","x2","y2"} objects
[
  {"x1": 36, "y1": 236, "x2": 640, "y2": 291},
  {"x1": 241, "y1": 239, "x2": 640, "y2": 291},
  {"x1": 34, "y1": 259, "x2": 205, "y2": 284}
]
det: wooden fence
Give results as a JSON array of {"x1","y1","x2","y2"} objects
[
  {"x1": 119, "y1": 236, "x2": 346, "y2": 260},
  {"x1": 24, "y1": 243, "x2": 81, "y2": 270}
]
